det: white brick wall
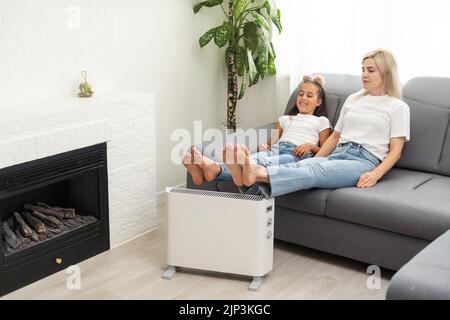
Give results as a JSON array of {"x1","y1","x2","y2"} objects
[
  {"x1": 0, "y1": 0, "x2": 113, "y2": 105},
  {"x1": 0, "y1": 91, "x2": 156, "y2": 248}
]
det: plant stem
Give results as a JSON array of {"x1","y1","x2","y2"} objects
[
  {"x1": 220, "y1": 3, "x2": 228, "y2": 18},
  {"x1": 227, "y1": 0, "x2": 238, "y2": 132}
]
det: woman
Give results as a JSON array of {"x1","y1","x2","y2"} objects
[
  {"x1": 226, "y1": 49, "x2": 410, "y2": 198},
  {"x1": 184, "y1": 75, "x2": 331, "y2": 186}
]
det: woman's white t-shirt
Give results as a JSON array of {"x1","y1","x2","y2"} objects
[
  {"x1": 278, "y1": 114, "x2": 331, "y2": 146},
  {"x1": 334, "y1": 93, "x2": 410, "y2": 160}
]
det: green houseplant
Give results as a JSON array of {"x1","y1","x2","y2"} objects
[{"x1": 194, "y1": 0, "x2": 282, "y2": 132}]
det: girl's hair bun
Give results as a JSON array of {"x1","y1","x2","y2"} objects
[
  {"x1": 312, "y1": 75, "x2": 326, "y2": 87},
  {"x1": 303, "y1": 75, "x2": 313, "y2": 82},
  {"x1": 302, "y1": 74, "x2": 326, "y2": 88}
]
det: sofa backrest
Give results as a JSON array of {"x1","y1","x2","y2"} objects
[
  {"x1": 284, "y1": 74, "x2": 450, "y2": 176},
  {"x1": 397, "y1": 77, "x2": 450, "y2": 176}
]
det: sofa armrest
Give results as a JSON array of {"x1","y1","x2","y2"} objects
[{"x1": 386, "y1": 230, "x2": 450, "y2": 300}]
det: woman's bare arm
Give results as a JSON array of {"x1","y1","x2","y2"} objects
[
  {"x1": 357, "y1": 137, "x2": 406, "y2": 188},
  {"x1": 315, "y1": 131, "x2": 340, "y2": 157},
  {"x1": 260, "y1": 122, "x2": 283, "y2": 151}
]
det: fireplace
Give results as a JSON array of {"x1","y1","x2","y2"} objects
[{"x1": 0, "y1": 143, "x2": 110, "y2": 296}]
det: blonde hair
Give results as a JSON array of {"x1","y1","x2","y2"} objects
[{"x1": 362, "y1": 49, "x2": 402, "y2": 99}]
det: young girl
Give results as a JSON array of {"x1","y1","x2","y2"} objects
[{"x1": 184, "y1": 75, "x2": 332, "y2": 186}]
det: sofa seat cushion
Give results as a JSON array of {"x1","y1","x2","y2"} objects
[
  {"x1": 276, "y1": 189, "x2": 333, "y2": 216},
  {"x1": 325, "y1": 168, "x2": 450, "y2": 241}
]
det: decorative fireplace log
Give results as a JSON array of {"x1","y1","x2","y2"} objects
[
  {"x1": 63, "y1": 218, "x2": 79, "y2": 229},
  {"x1": 22, "y1": 211, "x2": 46, "y2": 235},
  {"x1": 37, "y1": 202, "x2": 76, "y2": 219},
  {"x1": 13, "y1": 212, "x2": 33, "y2": 238},
  {"x1": 24, "y1": 204, "x2": 64, "y2": 220},
  {"x1": 30, "y1": 210, "x2": 62, "y2": 228},
  {"x1": 14, "y1": 229, "x2": 31, "y2": 249},
  {"x1": 45, "y1": 226, "x2": 62, "y2": 239},
  {"x1": 2, "y1": 222, "x2": 20, "y2": 249}
]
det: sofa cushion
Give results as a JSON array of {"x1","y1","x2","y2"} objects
[
  {"x1": 276, "y1": 189, "x2": 333, "y2": 216},
  {"x1": 325, "y1": 168, "x2": 450, "y2": 241},
  {"x1": 403, "y1": 77, "x2": 450, "y2": 108},
  {"x1": 398, "y1": 77, "x2": 450, "y2": 177},
  {"x1": 395, "y1": 99, "x2": 450, "y2": 175}
]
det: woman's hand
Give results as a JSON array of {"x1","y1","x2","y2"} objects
[
  {"x1": 258, "y1": 144, "x2": 271, "y2": 152},
  {"x1": 357, "y1": 138, "x2": 406, "y2": 189},
  {"x1": 293, "y1": 144, "x2": 318, "y2": 157},
  {"x1": 357, "y1": 171, "x2": 382, "y2": 188}
]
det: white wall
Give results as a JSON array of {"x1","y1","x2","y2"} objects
[
  {"x1": 0, "y1": 0, "x2": 114, "y2": 104},
  {"x1": 111, "y1": 0, "x2": 227, "y2": 195}
]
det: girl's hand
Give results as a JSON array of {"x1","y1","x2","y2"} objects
[
  {"x1": 357, "y1": 171, "x2": 382, "y2": 188},
  {"x1": 293, "y1": 144, "x2": 318, "y2": 157},
  {"x1": 258, "y1": 144, "x2": 270, "y2": 152}
]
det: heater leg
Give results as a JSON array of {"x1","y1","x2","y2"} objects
[
  {"x1": 248, "y1": 276, "x2": 263, "y2": 291},
  {"x1": 162, "y1": 266, "x2": 176, "y2": 280}
]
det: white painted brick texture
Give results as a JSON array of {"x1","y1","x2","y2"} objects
[
  {"x1": 0, "y1": 92, "x2": 156, "y2": 248},
  {"x1": 0, "y1": 0, "x2": 113, "y2": 105}
]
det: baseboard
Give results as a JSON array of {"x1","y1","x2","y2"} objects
[
  {"x1": 157, "y1": 182, "x2": 186, "y2": 205},
  {"x1": 111, "y1": 226, "x2": 158, "y2": 250}
]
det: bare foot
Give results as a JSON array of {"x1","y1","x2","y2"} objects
[
  {"x1": 182, "y1": 152, "x2": 204, "y2": 185},
  {"x1": 241, "y1": 146, "x2": 268, "y2": 186},
  {"x1": 192, "y1": 147, "x2": 221, "y2": 182},
  {"x1": 223, "y1": 144, "x2": 244, "y2": 187}
]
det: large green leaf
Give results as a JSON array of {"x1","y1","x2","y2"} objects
[
  {"x1": 235, "y1": 45, "x2": 247, "y2": 76},
  {"x1": 249, "y1": 11, "x2": 270, "y2": 31},
  {"x1": 193, "y1": 0, "x2": 224, "y2": 14},
  {"x1": 243, "y1": 22, "x2": 259, "y2": 53},
  {"x1": 233, "y1": 0, "x2": 250, "y2": 18},
  {"x1": 263, "y1": 0, "x2": 275, "y2": 17},
  {"x1": 269, "y1": 41, "x2": 276, "y2": 59},
  {"x1": 214, "y1": 22, "x2": 233, "y2": 48},
  {"x1": 271, "y1": 9, "x2": 282, "y2": 33},
  {"x1": 247, "y1": 49, "x2": 258, "y2": 86},
  {"x1": 268, "y1": 54, "x2": 276, "y2": 75},
  {"x1": 238, "y1": 70, "x2": 248, "y2": 100},
  {"x1": 199, "y1": 28, "x2": 217, "y2": 48},
  {"x1": 256, "y1": 37, "x2": 269, "y2": 75}
]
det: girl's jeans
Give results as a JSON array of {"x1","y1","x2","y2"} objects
[
  {"x1": 244, "y1": 142, "x2": 381, "y2": 198},
  {"x1": 215, "y1": 142, "x2": 311, "y2": 181}
]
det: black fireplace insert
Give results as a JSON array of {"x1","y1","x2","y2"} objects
[{"x1": 0, "y1": 143, "x2": 110, "y2": 296}]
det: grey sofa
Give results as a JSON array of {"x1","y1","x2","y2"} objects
[{"x1": 187, "y1": 73, "x2": 450, "y2": 272}]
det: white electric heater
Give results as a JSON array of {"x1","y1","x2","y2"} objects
[{"x1": 162, "y1": 187, "x2": 275, "y2": 291}]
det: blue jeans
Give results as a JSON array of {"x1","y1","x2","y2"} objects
[
  {"x1": 216, "y1": 142, "x2": 311, "y2": 181},
  {"x1": 244, "y1": 142, "x2": 381, "y2": 198}
]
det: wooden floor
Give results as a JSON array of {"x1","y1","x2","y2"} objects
[{"x1": 2, "y1": 203, "x2": 393, "y2": 300}]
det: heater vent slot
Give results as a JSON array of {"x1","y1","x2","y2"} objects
[{"x1": 167, "y1": 187, "x2": 265, "y2": 202}]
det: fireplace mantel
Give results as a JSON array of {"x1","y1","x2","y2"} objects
[{"x1": 0, "y1": 92, "x2": 156, "y2": 247}]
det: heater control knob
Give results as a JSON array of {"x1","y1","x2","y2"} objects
[
  {"x1": 55, "y1": 258, "x2": 63, "y2": 265},
  {"x1": 266, "y1": 231, "x2": 272, "y2": 239}
]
